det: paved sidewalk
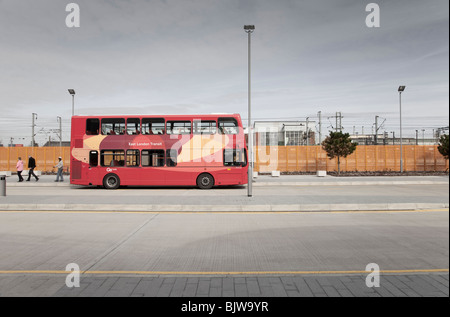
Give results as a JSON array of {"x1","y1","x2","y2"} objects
[
  {"x1": 55, "y1": 273, "x2": 450, "y2": 297},
  {"x1": 1, "y1": 273, "x2": 447, "y2": 297},
  {"x1": 1, "y1": 175, "x2": 448, "y2": 212},
  {"x1": 4, "y1": 174, "x2": 449, "y2": 187}
]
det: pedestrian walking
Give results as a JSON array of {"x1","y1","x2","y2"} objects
[
  {"x1": 16, "y1": 157, "x2": 24, "y2": 182},
  {"x1": 54, "y1": 157, "x2": 64, "y2": 182},
  {"x1": 26, "y1": 155, "x2": 39, "y2": 182}
]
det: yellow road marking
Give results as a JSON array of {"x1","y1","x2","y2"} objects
[{"x1": 0, "y1": 269, "x2": 448, "y2": 275}]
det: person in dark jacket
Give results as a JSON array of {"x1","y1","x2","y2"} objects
[{"x1": 26, "y1": 155, "x2": 39, "y2": 182}]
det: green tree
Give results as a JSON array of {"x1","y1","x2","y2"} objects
[
  {"x1": 438, "y1": 134, "x2": 449, "y2": 161},
  {"x1": 321, "y1": 131, "x2": 357, "y2": 175}
]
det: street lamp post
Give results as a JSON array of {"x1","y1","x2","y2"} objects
[
  {"x1": 57, "y1": 116, "x2": 62, "y2": 149},
  {"x1": 398, "y1": 86, "x2": 406, "y2": 173},
  {"x1": 31, "y1": 113, "x2": 38, "y2": 148},
  {"x1": 305, "y1": 117, "x2": 309, "y2": 146},
  {"x1": 68, "y1": 89, "x2": 75, "y2": 116},
  {"x1": 244, "y1": 25, "x2": 255, "y2": 198}
]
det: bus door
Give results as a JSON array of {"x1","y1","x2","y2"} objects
[{"x1": 88, "y1": 150, "x2": 99, "y2": 184}]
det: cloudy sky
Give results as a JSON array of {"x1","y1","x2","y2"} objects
[{"x1": 0, "y1": 0, "x2": 448, "y2": 145}]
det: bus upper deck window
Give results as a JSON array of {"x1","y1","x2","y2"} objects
[
  {"x1": 86, "y1": 119, "x2": 99, "y2": 135},
  {"x1": 218, "y1": 118, "x2": 238, "y2": 134},
  {"x1": 101, "y1": 118, "x2": 126, "y2": 135},
  {"x1": 126, "y1": 118, "x2": 140, "y2": 135},
  {"x1": 167, "y1": 121, "x2": 192, "y2": 135},
  {"x1": 142, "y1": 118, "x2": 165, "y2": 135},
  {"x1": 194, "y1": 120, "x2": 217, "y2": 134}
]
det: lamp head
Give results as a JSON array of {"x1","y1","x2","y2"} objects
[{"x1": 244, "y1": 25, "x2": 255, "y2": 33}]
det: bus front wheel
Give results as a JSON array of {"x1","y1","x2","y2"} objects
[
  {"x1": 103, "y1": 174, "x2": 120, "y2": 190},
  {"x1": 197, "y1": 173, "x2": 214, "y2": 190}
]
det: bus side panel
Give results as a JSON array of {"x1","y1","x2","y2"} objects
[
  {"x1": 163, "y1": 167, "x2": 247, "y2": 187},
  {"x1": 164, "y1": 168, "x2": 197, "y2": 186},
  {"x1": 119, "y1": 167, "x2": 167, "y2": 186},
  {"x1": 214, "y1": 168, "x2": 247, "y2": 186}
]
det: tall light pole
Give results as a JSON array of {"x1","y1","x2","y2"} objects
[
  {"x1": 57, "y1": 116, "x2": 62, "y2": 150},
  {"x1": 374, "y1": 115, "x2": 379, "y2": 145},
  {"x1": 318, "y1": 111, "x2": 322, "y2": 145},
  {"x1": 31, "y1": 113, "x2": 38, "y2": 147},
  {"x1": 244, "y1": 25, "x2": 255, "y2": 197},
  {"x1": 305, "y1": 117, "x2": 309, "y2": 146},
  {"x1": 398, "y1": 86, "x2": 406, "y2": 172},
  {"x1": 68, "y1": 89, "x2": 75, "y2": 116}
]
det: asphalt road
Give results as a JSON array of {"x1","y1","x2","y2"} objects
[
  {"x1": 1, "y1": 175, "x2": 448, "y2": 212},
  {"x1": 0, "y1": 175, "x2": 448, "y2": 297},
  {"x1": 0, "y1": 209, "x2": 448, "y2": 297}
]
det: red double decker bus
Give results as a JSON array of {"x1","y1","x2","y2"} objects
[{"x1": 70, "y1": 114, "x2": 248, "y2": 189}]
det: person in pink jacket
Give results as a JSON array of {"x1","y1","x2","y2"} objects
[{"x1": 16, "y1": 157, "x2": 24, "y2": 182}]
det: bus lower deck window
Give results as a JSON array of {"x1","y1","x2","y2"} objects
[
  {"x1": 101, "y1": 150, "x2": 125, "y2": 167},
  {"x1": 142, "y1": 150, "x2": 165, "y2": 167},
  {"x1": 166, "y1": 149, "x2": 177, "y2": 167},
  {"x1": 126, "y1": 150, "x2": 140, "y2": 167},
  {"x1": 224, "y1": 149, "x2": 245, "y2": 166}
]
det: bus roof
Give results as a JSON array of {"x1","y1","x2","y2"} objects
[{"x1": 72, "y1": 114, "x2": 242, "y2": 120}]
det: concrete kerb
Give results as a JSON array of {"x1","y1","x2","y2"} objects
[
  {"x1": 4, "y1": 180, "x2": 449, "y2": 188},
  {"x1": 0, "y1": 203, "x2": 448, "y2": 212},
  {"x1": 253, "y1": 181, "x2": 449, "y2": 186}
]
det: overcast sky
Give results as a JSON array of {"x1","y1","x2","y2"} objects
[{"x1": 0, "y1": 0, "x2": 448, "y2": 145}]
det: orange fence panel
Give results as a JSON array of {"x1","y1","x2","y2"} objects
[
  {"x1": 0, "y1": 147, "x2": 70, "y2": 173},
  {"x1": 0, "y1": 146, "x2": 448, "y2": 174},
  {"x1": 253, "y1": 145, "x2": 448, "y2": 173}
]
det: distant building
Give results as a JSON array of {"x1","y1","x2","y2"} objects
[
  {"x1": 42, "y1": 141, "x2": 71, "y2": 147},
  {"x1": 349, "y1": 133, "x2": 438, "y2": 146},
  {"x1": 252, "y1": 121, "x2": 317, "y2": 146},
  {"x1": 6, "y1": 144, "x2": 24, "y2": 147}
]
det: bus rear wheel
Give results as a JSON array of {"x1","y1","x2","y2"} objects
[
  {"x1": 103, "y1": 173, "x2": 120, "y2": 190},
  {"x1": 197, "y1": 173, "x2": 214, "y2": 190}
]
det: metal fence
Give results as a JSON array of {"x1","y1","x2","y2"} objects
[{"x1": 0, "y1": 145, "x2": 448, "y2": 173}]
